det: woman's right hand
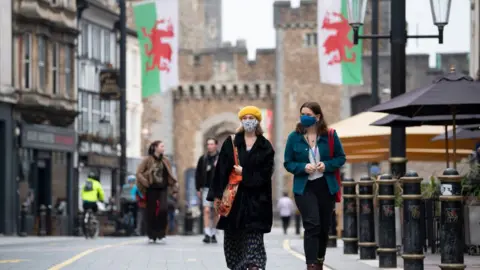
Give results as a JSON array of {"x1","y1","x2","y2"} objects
[{"x1": 305, "y1": 164, "x2": 316, "y2": 174}]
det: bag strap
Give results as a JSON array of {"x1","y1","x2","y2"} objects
[
  {"x1": 328, "y1": 128, "x2": 335, "y2": 157},
  {"x1": 231, "y1": 135, "x2": 239, "y2": 166}
]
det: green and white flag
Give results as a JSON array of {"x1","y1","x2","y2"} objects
[
  {"x1": 317, "y1": 0, "x2": 363, "y2": 85},
  {"x1": 133, "y1": 0, "x2": 179, "y2": 98}
]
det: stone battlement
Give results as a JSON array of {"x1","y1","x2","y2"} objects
[
  {"x1": 174, "y1": 82, "x2": 274, "y2": 101},
  {"x1": 273, "y1": 0, "x2": 317, "y2": 29},
  {"x1": 179, "y1": 39, "x2": 276, "y2": 83}
]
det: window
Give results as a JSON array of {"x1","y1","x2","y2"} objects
[
  {"x1": 23, "y1": 33, "x2": 32, "y2": 89},
  {"x1": 304, "y1": 32, "x2": 317, "y2": 47},
  {"x1": 64, "y1": 45, "x2": 72, "y2": 96},
  {"x1": 92, "y1": 94, "x2": 101, "y2": 133},
  {"x1": 93, "y1": 26, "x2": 101, "y2": 60},
  {"x1": 80, "y1": 22, "x2": 88, "y2": 57},
  {"x1": 78, "y1": 62, "x2": 86, "y2": 89},
  {"x1": 78, "y1": 91, "x2": 90, "y2": 133},
  {"x1": 104, "y1": 31, "x2": 111, "y2": 63},
  {"x1": 38, "y1": 36, "x2": 46, "y2": 90},
  {"x1": 52, "y1": 43, "x2": 59, "y2": 94},
  {"x1": 100, "y1": 100, "x2": 111, "y2": 137}
]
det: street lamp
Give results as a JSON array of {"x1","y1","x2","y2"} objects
[
  {"x1": 345, "y1": 1, "x2": 452, "y2": 269},
  {"x1": 347, "y1": 0, "x2": 452, "y2": 44}
]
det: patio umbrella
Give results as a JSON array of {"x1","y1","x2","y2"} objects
[
  {"x1": 370, "y1": 114, "x2": 480, "y2": 167},
  {"x1": 431, "y1": 127, "x2": 480, "y2": 142},
  {"x1": 369, "y1": 67, "x2": 480, "y2": 168}
]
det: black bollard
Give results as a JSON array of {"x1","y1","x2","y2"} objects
[
  {"x1": 327, "y1": 210, "x2": 337, "y2": 247},
  {"x1": 438, "y1": 168, "x2": 465, "y2": 270},
  {"x1": 342, "y1": 177, "x2": 358, "y2": 254},
  {"x1": 358, "y1": 175, "x2": 376, "y2": 260},
  {"x1": 377, "y1": 174, "x2": 397, "y2": 268},
  {"x1": 401, "y1": 170, "x2": 425, "y2": 270},
  {"x1": 19, "y1": 203, "x2": 28, "y2": 237},
  {"x1": 39, "y1": 205, "x2": 47, "y2": 236}
]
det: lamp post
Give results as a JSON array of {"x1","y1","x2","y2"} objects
[{"x1": 346, "y1": 0, "x2": 452, "y2": 178}]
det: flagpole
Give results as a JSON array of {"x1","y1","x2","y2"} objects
[{"x1": 119, "y1": 0, "x2": 128, "y2": 188}]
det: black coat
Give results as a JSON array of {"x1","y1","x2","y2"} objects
[{"x1": 211, "y1": 132, "x2": 275, "y2": 233}]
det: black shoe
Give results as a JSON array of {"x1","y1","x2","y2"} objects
[
  {"x1": 211, "y1": 235, "x2": 217, "y2": 243},
  {"x1": 202, "y1": 235, "x2": 211, "y2": 243}
]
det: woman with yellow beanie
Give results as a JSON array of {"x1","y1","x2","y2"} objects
[{"x1": 208, "y1": 105, "x2": 275, "y2": 270}]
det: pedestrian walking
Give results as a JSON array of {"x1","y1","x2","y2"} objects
[
  {"x1": 134, "y1": 183, "x2": 146, "y2": 236},
  {"x1": 195, "y1": 137, "x2": 220, "y2": 243},
  {"x1": 136, "y1": 140, "x2": 178, "y2": 243},
  {"x1": 277, "y1": 192, "x2": 295, "y2": 235},
  {"x1": 284, "y1": 101, "x2": 346, "y2": 270},
  {"x1": 210, "y1": 105, "x2": 275, "y2": 270},
  {"x1": 167, "y1": 193, "x2": 178, "y2": 235}
]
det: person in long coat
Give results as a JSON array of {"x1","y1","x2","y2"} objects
[
  {"x1": 136, "y1": 140, "x2": 178, "y2": 243},
  {"x1": 209, "y1": 105, "x2": 275, "y2": 270}
]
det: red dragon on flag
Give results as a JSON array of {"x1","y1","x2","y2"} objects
[
  {"x1": 321, "y1": 12, "x2": 356, "y2": 65},
  {"x1": 141, "y1": 19, "x2": 174, "y2": 72}
]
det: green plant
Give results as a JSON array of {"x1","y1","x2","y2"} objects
[
  {"x1": 421, "y1": 175, "x2": 440, "y2": 199},
  {"x1": 394, "y1": 181, "x2": 403, "y2": 207},
  {"x1": 462, "y1": 164, "x2": 480, "y2": 205}
]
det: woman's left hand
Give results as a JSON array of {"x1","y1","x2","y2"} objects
[
  {"x1": 234, "y1": 165, "x2": 242, "y2": 174},
  {"x1": 316, "y1": 162, "x2": 325, "y2": 172}
]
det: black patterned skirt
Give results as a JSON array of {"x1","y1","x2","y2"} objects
[{"x1": 224, "y1": 229, "x2": 267, "y2": 270}]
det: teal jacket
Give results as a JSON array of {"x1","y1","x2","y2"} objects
[{"x1": 284, "y1": 130, "x2": 346, "y2": 195}]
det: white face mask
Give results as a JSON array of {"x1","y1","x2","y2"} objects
[{"x1": 242, "y1": 119, "x2": 258, "y2": 132}]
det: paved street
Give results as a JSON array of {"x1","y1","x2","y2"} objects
[
  {"x1": 288, "y1": 238, "x2": 480, "y2": 270},
  {"x1": 0, "y1": 228, "x2": 308, "y2": 270}
]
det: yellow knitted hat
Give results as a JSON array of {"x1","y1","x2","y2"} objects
[{"x1": 238, "y1": 106, "x2": 262, "y2": 122}]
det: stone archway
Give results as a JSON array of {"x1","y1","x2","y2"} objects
[{"x1": 193, "y1": 112, "x2": 239, "y2": 166}]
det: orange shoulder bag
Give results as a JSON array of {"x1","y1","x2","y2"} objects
[{"x1": 216, "y1": 135, "x2": 242, "y2": 217}]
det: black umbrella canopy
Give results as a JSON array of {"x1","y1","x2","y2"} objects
[
  {"x1": 370, "y1": 114, "x2": 480, "y2": 127},
  {"x1": 369, "y1": 68, "x2": 480, "y2": 117},
  {"x1": 431, "y1": 128, "x2": 480, "y2": 141}
]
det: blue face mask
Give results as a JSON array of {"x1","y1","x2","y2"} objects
[{"x1": 300, "y1": 115, "x2": 317, "y2": 127}]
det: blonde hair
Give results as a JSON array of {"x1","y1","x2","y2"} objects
[{"x1": 236, "y1": 124, "x2": 264, "y2": 136}]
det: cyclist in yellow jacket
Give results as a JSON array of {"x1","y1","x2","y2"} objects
[{"x1": 81, "y1": 171, "x2": 105, "y2": 213}]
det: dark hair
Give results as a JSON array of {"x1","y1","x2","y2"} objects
[
  {"x1": 295, "y1": 101, "x2": 328, "y2": 135},
  {"x1": 283, "y1": 191, "x2": 289, "y2": 197},
  {"x1": 205, "y1": 137, "x2": 218, "y2": 145},
  {"x1": 148, "y1": 140, "x2": 163, "y2": 156}
]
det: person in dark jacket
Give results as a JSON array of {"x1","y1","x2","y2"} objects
[
  {"x1": 195, "y1": 137, "x2": 220, "y2": 243},
  {"x1": 209, "y1": 105, "x2": 275, "y2": 270},
  {"x1": 284, "y1": 101, "x2": 346, "y2": 270}
]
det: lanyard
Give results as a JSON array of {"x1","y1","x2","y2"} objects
[{"x1": 305, "y1": 135, "x2": 318, "y2": 163}]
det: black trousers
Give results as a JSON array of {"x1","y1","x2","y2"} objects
[
  {"x1": 281, "y1": 216, "x2": 291, "y2": 234},
  {"x1": 295, "y1": 177, "x2": 335, "y2": 264}
]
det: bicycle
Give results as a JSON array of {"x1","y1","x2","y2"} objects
[{"x1": 84, "y1": 209, "x2": 99, "y2": 239}]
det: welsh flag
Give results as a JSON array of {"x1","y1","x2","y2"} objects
[
  {"x1": 133, "y1": 0, "x2": 179, "y2": 98},
  {"x1": 317, "y1": 0, "x2": 363, "y2": 85}
]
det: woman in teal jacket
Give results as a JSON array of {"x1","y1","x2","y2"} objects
[{"x1": 284, "y1": 101, "x2": 346, "y2": 270}]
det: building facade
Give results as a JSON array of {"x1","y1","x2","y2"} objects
[
  {"x1": 470, "y1": 0, "x2": 479, "y2": 78},
  {"x1": 0, "y1": 0, "x2": 15, "y2": 235},
  {"x1": 11, "y1": 0, "x2": 78, "y2": 235},
  {"x1": 126, "y1": 5, "x2": 143, "y2": 173},
  {"x1": 76, "y1": 0, "x2": 120, "y2": 207}
]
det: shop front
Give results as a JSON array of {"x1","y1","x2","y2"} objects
[
  {"x1": 17, "y1": 123, "x2": 76, "y2": 235},
  {"x1": 78, "y1": 141, "x2": 119, "y2": 209}
]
